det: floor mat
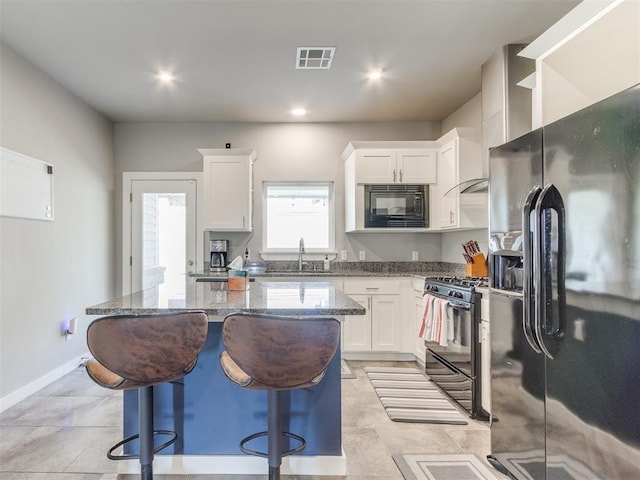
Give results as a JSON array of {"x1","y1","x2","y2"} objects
[
  {"x1": 393, "y1": 453, "x2": 501, "y2": 480},
  {"x1": 365, "y1": 366, "x2": 467, "y2": 424}
]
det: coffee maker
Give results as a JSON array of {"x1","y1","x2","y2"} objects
[{"x1": 209, "y1": 239, "x2": 229, "y2": 273}]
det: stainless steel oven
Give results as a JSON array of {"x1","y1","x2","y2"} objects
[
  {"x1": 364, "y1": 184, "x2": 428, "y2": 228},
  {"x1": 422, "y1": 276, "x2": 487, "y2": 418}
]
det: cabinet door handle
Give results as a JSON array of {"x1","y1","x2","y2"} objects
[
  {"x1": 450, "y1": 211, "x2": 454, "y2": 224},
  {"x1": 399, "y1": 169, "x2": 403, "y2": 183},
  {"x1": 365, "y1": 287, "x2": 379, "y2": 291},
  {"x1": 242, "y1": 215, "x2": 245, "y2": 228},
  {"x1": 392, "y1": 169, "x2": 396, "y2": 183}
]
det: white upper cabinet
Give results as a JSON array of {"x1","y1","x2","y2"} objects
[
  {"x1": 343, "y1": 141, "x2": 439, "y2": 232},
  {"x1": 435, "y1": 128, "x2": 487, "y2": 230},
  {"x1": 344, "y1": 142, "x2": 438, "y2": 185},
  {"x1": 199, "y1": 148, "x2": 256, "y2": 231},
  {"x1": 438, "y1": 139, "x2": 459, "y2": 228},
  {"x1": 342, "y1": 137, "x2": 487, "y2": 232},
  {"x1": 397, "y1": 150, "x2": 438, "y2": 184},
  {"x1": 519, "y1": 0, "x2": 640, "y2": 127},
  {"x1": 353, "y1": 150, "x2": 395, "y2": 184}
]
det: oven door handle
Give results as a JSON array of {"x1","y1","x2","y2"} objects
[
  {"x1": 423, "y1": 292, "x2": 471, "y2": 311},
  {"x1": 448, "y1": 302, "x2": 471, "y2": 311},
  {"x1": 522, "y1": 185, "x2": 543, "y2": 354}
]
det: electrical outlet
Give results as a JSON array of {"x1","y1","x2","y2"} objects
[
  {"x1": 359, "y1": 251, "x2": 366, "y2": 261},
  {"x1": 412, "y1": 251, "x2": 419, "y2": 261},
  {"x1": 574, "y1": 318, "x2": 586, "y2": 342},
  {"x1": 340, "y1": 250, "x2": 348, "y2": 261}
]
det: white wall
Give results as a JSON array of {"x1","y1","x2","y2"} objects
[
  {"x1": 114, "y1": 121, "x2": 443, "y2": 287},
  {"x1": 0, "y1": 43, "x2": 115, "y2": 405},
  {"x1": 441, "y1": 93, "x2": 482, "y2": 133},
  {"x1": 440, "y1": 92, "x2": 488, "y2": 263}
]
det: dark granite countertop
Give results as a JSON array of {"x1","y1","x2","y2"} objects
[
  {"x1": 194, "y1": 261, "x2": 466, "y2": 279},
  {"x1": 86, "y1": 279, "x2": 366, "y2": 317}
]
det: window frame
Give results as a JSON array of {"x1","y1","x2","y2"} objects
[{"x1": 261, "y1": 181, "x2": 335, "y2": 258}]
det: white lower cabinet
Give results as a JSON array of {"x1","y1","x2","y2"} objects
[
  {"x1": 343, "y1": 294, "x2": 371, "y2": 351},
  {"x1": 413, "y1": 280, "x2": 426, "y2": 363},
  {"x1": 371, "y1": 295, "x2": 401, "y2": 351},
  {"x1": 343, "y1": 278, "x2": 401, "y2": 354}
]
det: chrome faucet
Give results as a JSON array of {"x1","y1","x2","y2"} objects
[{"x1": 298, "y1": 237, "x2": 306, "y2": 271}]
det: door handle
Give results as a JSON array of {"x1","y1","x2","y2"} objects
[
  {"x1": 533, "y1": 183, "x2": 566, "y2": 359},
  {"x1": 399, "y1": 169, "x2": 403, "y2": 183},
  {"x1": 392, "y1": 169, "x2": 397, "y2": 183},
  {"x1": 522, "y1": 185, "x2": 543, "y2": 354}
]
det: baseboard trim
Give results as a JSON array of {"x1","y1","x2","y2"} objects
[
  {"x1": 0, "y1": 352, "x2": 90, "y2": 412},
  {"x1": 116, "y1": 452, "x2": 347, "y2": 475},
  {"x1": 342, "y1": 351, "x2": 415, "y2": 361}
]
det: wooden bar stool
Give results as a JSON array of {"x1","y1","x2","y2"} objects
[
  {"x1": 219, "y1": 313, "x2": 340, "y2": 480},
  {"x1": 85, "y1": 311, "x2": 208, "y2": 480}
]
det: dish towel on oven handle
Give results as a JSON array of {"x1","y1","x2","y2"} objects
[{"x1": 419, "y1": 294, "x2": 454, "y2": 346}]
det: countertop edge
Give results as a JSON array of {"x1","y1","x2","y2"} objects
[{"x1": 85, "y1": 307, "x2": 365, "y2": 317}]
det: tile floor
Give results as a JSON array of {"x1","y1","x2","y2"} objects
[{"x1": 0, "y1": 360, "x2": 489, "y2": 479}]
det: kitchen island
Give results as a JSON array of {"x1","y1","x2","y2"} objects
[{"x1": 85, "y1": 279, "x2": 364, "y2": 476}]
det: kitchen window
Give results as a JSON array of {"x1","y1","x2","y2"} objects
[{"x1": 262, "y1": 182, "x2": 334, "y2": 255}]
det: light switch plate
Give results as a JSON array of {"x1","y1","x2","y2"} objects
[
  {"x1": 359, "y1": 251, "x2": 366, "y2": 261},
  {"x1": 340, "y1": 250, "x2": 348, "y2": 261}
]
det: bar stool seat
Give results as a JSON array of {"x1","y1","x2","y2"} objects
[
  {"x1": 86, "y1": 311, "x2": 208, "y2": 480},
  {"x1": 219, "y1": 313, "x2": 340, "y2": 480}
]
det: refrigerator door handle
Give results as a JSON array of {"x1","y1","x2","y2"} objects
[
  {"x1": 522, "y1": 185, "x2": 543, "y2": 354},
  {"x1": 534, "y1": 183, "x2": 567, "y2": 359}
]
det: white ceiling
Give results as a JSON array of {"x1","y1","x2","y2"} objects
[{"x1": 0, "y1": 0, "x2": 581, "y2": 123}]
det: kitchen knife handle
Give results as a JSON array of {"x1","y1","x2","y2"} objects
[{"x1": 523, "y1": 185, "x2": 543, "y2": 354}]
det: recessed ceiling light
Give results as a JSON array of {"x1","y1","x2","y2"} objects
[
  {"x1": 367, "y1": 69, "x2": 383, "y2": 80},
  {"x1": 157, "y1": 71, "x2": 174, "y2": 83},
  {"x1": 291, "y1": 108, "x2": 307, "y2": 117}
]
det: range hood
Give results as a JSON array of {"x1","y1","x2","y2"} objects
[{"x1": 444, "y1": 178, "x2": 488, "y2": 197}]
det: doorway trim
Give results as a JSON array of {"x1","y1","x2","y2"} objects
[{"x1": 122, "y1": 171, "x2": 202, "y2": 295}]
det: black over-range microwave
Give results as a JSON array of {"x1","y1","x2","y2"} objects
[{"x1": 364, "y1": 184, "x2": 429, "y2": 228}]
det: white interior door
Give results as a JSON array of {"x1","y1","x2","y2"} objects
[{"x1": 123, "y1": 177, "x2": 197, "y2": 296}]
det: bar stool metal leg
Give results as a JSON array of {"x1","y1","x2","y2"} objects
[
  {"x1": 268, "y1": 390, "x2": 282, "y2": 480},
  {"x1": 140, "y1": 386, "x2": 154, "y2": 480}
]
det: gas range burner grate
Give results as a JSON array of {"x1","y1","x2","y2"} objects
[{"x1": 431, "y1": 276, "x2": 488, "y2": 288}]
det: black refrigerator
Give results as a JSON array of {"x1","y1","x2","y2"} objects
[{"x1": 487, "y1": 84, "x2": 640, "y2": 480}]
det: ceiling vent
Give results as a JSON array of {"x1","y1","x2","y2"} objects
[{"x1": 296, "y1": 47, "x2": 335, "y2": 69}]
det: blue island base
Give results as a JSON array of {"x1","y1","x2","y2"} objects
[{"x1": 120, "y1": 322, "x2": 344, "y2": 475}]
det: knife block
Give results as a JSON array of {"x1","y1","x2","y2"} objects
[{"x1": 466, "y1": 254, "x2": 488, "y2": 277}]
